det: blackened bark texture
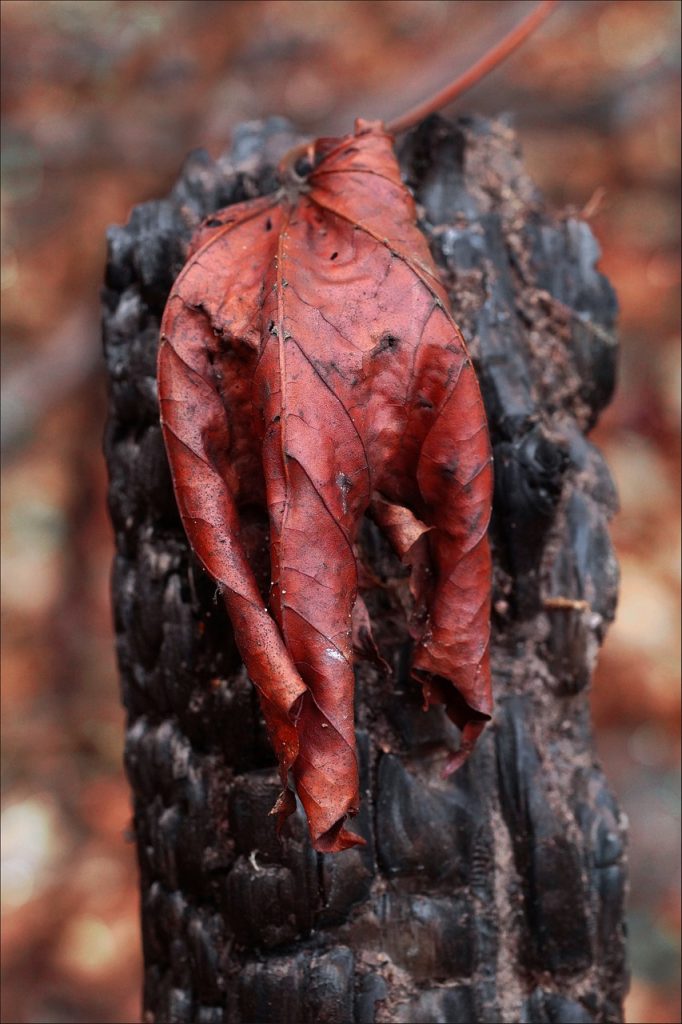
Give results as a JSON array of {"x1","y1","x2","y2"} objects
[{"x1": 103, "y1": 116, "x2": 627, "y2": 1024}]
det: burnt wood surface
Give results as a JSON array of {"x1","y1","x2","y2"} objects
[{"x1": 103, "y1": 115, "x2": 628, "y2": 1024}]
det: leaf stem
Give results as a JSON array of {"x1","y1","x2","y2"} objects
[{"x1": 386, "y1": 0, "x2": 558, "y2": 135}]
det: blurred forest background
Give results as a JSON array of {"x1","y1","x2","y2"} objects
[{"x1": 1, "y1": 2, "x2": 679, "y2": 1022}]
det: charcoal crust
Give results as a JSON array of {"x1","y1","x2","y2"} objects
[{"x1": 103, "y1": 114, "x2": 627, "y2": 1024}]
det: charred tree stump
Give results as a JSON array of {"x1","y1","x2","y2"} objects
[{"x1": 103, "y1": 116, "x2": 628, "y2": 1024}]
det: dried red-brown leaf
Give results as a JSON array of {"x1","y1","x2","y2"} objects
[{"x1": 158, "y1": 119, "x2": 493, "y2": 852}]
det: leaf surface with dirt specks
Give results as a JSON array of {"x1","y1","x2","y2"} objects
[{"x1": 158, "y1": 118, "x2": 493, "y2": 852}]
